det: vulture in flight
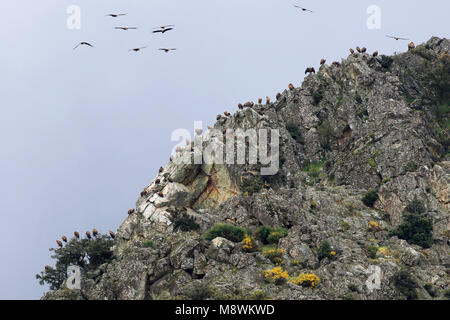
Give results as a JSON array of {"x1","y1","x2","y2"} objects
[
  {"x1": 73, "y1": 42, "x2": 94, "y2": 50},
  {"x1": 153, "y1": 25, "x2": 175, "y2": 33},
  {"x1": 129, "y1": 46, "x2": 147, "y2": 52},
  {"x1": 159, "y1": 48, "x2": 177, "y2": 53},
  {"x1": 386, "y1": 35, "x2": 409, "y2": 41},
  {"x1": 105, "y1": 14, "x2": 127, "y2": 18},
  {"x1": 115, "y1": 27, "x2": 138, "y2": 31},
  {"x1": 293, "y1": 5, "x2": 313, "y2": 13}
]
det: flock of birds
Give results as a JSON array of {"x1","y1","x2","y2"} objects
[
  {"x1": 73, "y1": 13, "x2": 176, "y2": 53},
  {"x1": 59, "y1": 4, "x2": 419, "y2": 252},
  {"x1": 55, "y1": 229, "x2": 116, "y2": 248}
]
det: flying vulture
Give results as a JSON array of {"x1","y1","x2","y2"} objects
[{"x1": 73, "y1": 42, "x2": 94, "y2": 50}]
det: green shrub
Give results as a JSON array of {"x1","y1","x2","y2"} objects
[
  {"x1": 404, "y1": 161, "x2": 418, "y2": 172},
  {"x1": 348, "y1": 284, "x2": 358, "y2": 292},
  {"x1": 362, "y1": 189, "x2": 379, "y2": 207},
  {"x1": 424, "y1": 283, "x2": 439, "y2": 298},
  {"x1": 184, "y1": 282, "x2": 212, "y2": 300},
  {"x1": 394, "y1": 269, "x2": 418, "y2": 300},
  {"x1": 255, "y1": 226, "x2": 272, "y2": 244},
  {"x1": 36, "y1": 234, "x2": 114, "y2": 290},
  {"x1": 255, "y1": 226, "x2": 288, "y2": 244},
  {"x1": 142, "y1": 240, "x2": 154, "y2": 248},
  {"x1": 444, "y1": 289, "x2": 450, "y2": 299},
  {"x1": 312, "y1": 90, "x2": 324, "y2": 105},
  {"x1": 204, "y1": 224, "x2": 246, "y2": 242},
  {"x1": 267, "y1": 228, "x2": 289, "y2": 244},
  {"x1": 365, "y1": 245, "x2": 378, "y2": 259},
  {"x1": 173, "y1": 213, "x2": 200, "y2": 232},
  {"x1": 404, "y1": 198, "x2": 426, "y2": 215},
  {"x1": 241, "y1": 176, "x2": 263, "y2": 195},
  {"x1": 318, "y1": 120, "x2": 333, "y2": 150},
  {"x1": 317, "y1": 240, "x2": 332, "y2": 261},
  {"x1": 390, "y1": 199, "x2": 433, "y2": 248},
  {"x1": 286, "y1": 122, "x2": 305, "y2": 144},
  {"x1": 380, "y1": 55, "x2": 394, "y2": 69}
]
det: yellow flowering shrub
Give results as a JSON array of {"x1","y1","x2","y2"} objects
[
  {"x1": 289, "y1": 273, "x2": 320, "y2": 288},
  {"x1": 241, "y1": 234, "x2": 256, "y2": 251},
  {"x1": 330, "y1": 251, "x2": 336, "y2": 256},
  {"x1": 264, "y1": 267, "x2": 289, "y2": 284},
  {"x1": 368, "y1": 220, "x2": 382, "y2": 231},
  {"x1": 264, "y1": 248, "x2": 285, "y2": 264}
]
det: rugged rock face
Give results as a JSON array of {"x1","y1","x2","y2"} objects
[{"x1": 43, "y1": 37, "x2": 449, "y2": 300}]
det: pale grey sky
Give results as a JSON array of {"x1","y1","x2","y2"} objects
[{"x1": 0, "y1": 0, "x2": 448, "y2": 299}]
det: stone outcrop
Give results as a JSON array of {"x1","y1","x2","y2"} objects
[{"x1": 42, "y1": 37, "x2": 449, "y2": 300}]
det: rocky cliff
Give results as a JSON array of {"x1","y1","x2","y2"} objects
[{"x1": 43, "y1": 37, "x2": 449, "y2": 300}]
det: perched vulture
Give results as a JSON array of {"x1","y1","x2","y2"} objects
[
  {"x1": 349, "y1": 48, "x2": 355, "y2": 54},
  {"x1": 238, "y1": 103, "x2": 243, "y2": 109},
  {"x1": 128, "y1": 208, "x2": 135, "y2": 215},
  {"x1": 276, "y1": 93, "x2": 281, "y2": 100},
  {"x1": 85, "y1": 231, "x2": 92, "y2": 239},
  {"x1": 155, "y1": 179, "x2": 161, "y2": 184},
  {"x1": 288, "y1": 83, "x2": 295, "y2": 90},
  {"x1": 109, "y1": 231, "x2": 116, "y2": 239},
  {"x1": 305, "y1": 67, "x2": 315, "y2": 74},
  {"x1": 361, "y1": 47, "x2": 367, "y2": 53},
  {"x1": 159, "y1": 167, "x2": 164, "y2": 173},
  {"x1": 56, "y1": 240, "x2": 63, "y2": 248},
  {"x1": 320, "y1": 58, "x2": 326, "y2": 65},
  {"x1": 266, "y1": 96, "x2": 271, "y2": 104},
  {"x1": 258, "y1": 98, "x2": 263, "y2": 104},
  {"x1": 61, "y1": 236, "x2": 67, "y2": 243},
  {"x1": 356, "y1": 46, "x2": 361, "y2": 53},
  {"x1": 372, "y1": 51, "x2": 378, "y2": 57},
  {"x1": 92, "y1": 229, "x2": 98, "y2": 237},
  {"x1": 157, "y1": 192, "x2": 164, "y2": 198},
  {"x1": 408, "y1": 42, "x2": 416, "y2": 50},
  {"x1": 216, "y1": 114, "x2": 222, "y2": 120},
  {"x1": 74, "y1": 231, "x2": 80, "y2": 239}
]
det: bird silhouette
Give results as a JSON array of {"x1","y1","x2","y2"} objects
[
  {"x1": 109, "y1": 231, "x2": 116, "y2": 239},
  {"x1": 115, "y1": 27, "x2": 138, "y2": 31},
  {"x1": 386, "y1": 35, "x2": 409, "y2": 41},
  {"x1": 73, "y1": 42, "x2": 94, "y2": 50},
  {"x1": 159, "y1": 48, "x2": 177, "y2": 53},
  {"x1": 129, "y1": 46, "x2": 147, "y2": 52},
  {"x1": 153, "y1": 25, "x2": 175, "y2": 33},
  {"x1": 105, "y1": 14, "x2": 127, "y2": 18},
  {"x1": 293, "y1": 5, "x2": 313, "y2": 12}
]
